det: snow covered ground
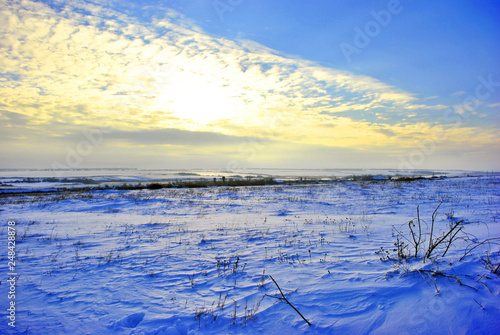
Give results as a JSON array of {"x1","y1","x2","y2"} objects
[{"x1": 0, "y1": 172, "x2": 499, "y2": 334}]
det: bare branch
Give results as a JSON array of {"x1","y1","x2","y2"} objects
[
  {"x1": 426, "y1": 202, "x2": 443, "y2": 260},
  {"x1": 460, "y1": 237, "x2": 500, "y2": 261},
  {"x1": 268, "y1": 275, "x2": 311, "y2": 326}
]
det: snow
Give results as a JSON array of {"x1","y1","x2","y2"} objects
[{"x1": 0, "y1": 171, "x2": 499, "y2": 334}]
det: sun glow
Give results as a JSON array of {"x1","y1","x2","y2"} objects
[{"x1": 155, "y1": 74, "x2": 243, "y2": 124}]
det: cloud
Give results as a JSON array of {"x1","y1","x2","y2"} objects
[
  {"x1": 373, "y1": 128, "x2": 396, "y2": 138},
  {"x1": 103, "y1": 128, "x2": 269, "y2": 146},
  {"x1": 0, "y1": 110, "x2": 30, "y2": 126},
  {"x1": 0, "y1": 0, "x2": 497, "y2": 169},
  {"x1": 451, "y1": 90, "x2": 467, "y2": 97}
]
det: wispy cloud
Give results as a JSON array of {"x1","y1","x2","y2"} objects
[{"x1": 451, "y1": 90, "x2": 467, "y2": 97}]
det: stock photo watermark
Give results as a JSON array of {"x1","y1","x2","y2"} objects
[
  {"x1": 406, "y1": 287, "x2": 459, "y2": 333},
  {"x1": 398, "y1": 73, "x2": 500, "y2": 170},
  {"x1": 6, "y1": 220, "x2": 17, "y2": 328},
  {"x1": 339, "y1": 0, "x2": 404, "y2": 63},
  {"x1": 225, "y1": 114, "x2": 284, "y2": 170},
  {"x1": 213, "y1": 0, "x2": 244, "y2": 22},
  {"x1": 51, "y1": 125, "x2": 112, "y2": 177}
]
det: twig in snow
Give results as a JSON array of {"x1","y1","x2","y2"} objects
[
  {"x1": 425, "y1": 202, "x2": 442, "y2": 260},
  {"x1": 473, "y1": 298, "x2": 485, "y2": 310},
  {"x1": 459, "y1": 237, "x2": 500, "y2": 262},
  {"x1": 268, "y1": 275, "x2": 311, "y2": 326}
]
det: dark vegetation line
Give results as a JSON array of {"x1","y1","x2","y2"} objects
[{"x1": 0, "y1": 175, "x2": 448, "y2": 198}]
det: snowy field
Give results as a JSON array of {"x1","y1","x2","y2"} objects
[{"x1": 1, "y1": 172, "x2": 499, "y2": 334}]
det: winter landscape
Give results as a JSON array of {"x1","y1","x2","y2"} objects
[
  {"x1": 1, "y1": 0, "x2": 499, "y2": 334},
  {"x1": 1, "y1": 169, "x2": 499, "y2": 334}
]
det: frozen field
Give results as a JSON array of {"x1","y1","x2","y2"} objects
[{"x1": 1, "y1": 173, "x2": 499, "y2": 334}]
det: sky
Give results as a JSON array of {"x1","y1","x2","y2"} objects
[{"x1": 0, "y1": 0, "x2": 499, "y2": 171}]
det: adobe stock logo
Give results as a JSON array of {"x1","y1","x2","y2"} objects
[
  {"x1": 51, "y1": 125, "x2": 113, "y2": 177},
  {"x1": 398, "y1": 73, "x2": 500, "y2": 170},
  {"x1": 49, "y1": 61, "x2": 161, "y2": 177},
  {"x1": 339, "y1": 0, "x2": 404, "y2": 63},
  {"x1": 225, "y1": 114, "x2": 284, "y2": 170},
  {"x1": 213, "y1": 0, "x2": 244, "y2": 22}
]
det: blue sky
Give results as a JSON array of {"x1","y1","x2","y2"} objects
[
  {"x1": 1, "y1": 0, "x2": 499, "y2": 170},
  {"x1": 167, "y1": 0, "x2": 500, "y2": 99}
]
